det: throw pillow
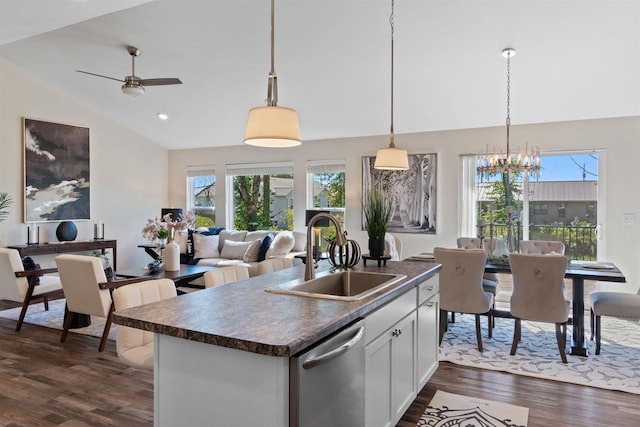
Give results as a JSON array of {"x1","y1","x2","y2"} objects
[
  {"x1": 257, "y1": 233, "x2": 274, "y2": 262},
  {"x1": 220, "y1": 240, "x2": 253, "y2": 260},
  {"x1": 21, "y1": 256, "x2": 40, "y2": 286},
  {"x1": 208, "y1": 227, "x2": 225, "y2": 235},
  {"x1": 193, "y1": 234, "x2": 220, "y2": 259},
  {"x1": 265, "y1": 231, "x2": 295, "y2": 258},
  {"x1": 174, "y1": 231, "x2": 189, "y2": 254},
  {"x1": 243, "y1": 239, "x2": 262, "y2": 263}
]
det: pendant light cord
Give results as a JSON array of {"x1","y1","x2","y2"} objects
[
  {"x1": 389, "y1": 0, "x2": 396, "y2": 148},
  {"x1": 267, "y1": 0, "x2": 278, "y2": 106},
  {"x1": 505, "y1": 49, "x2": 511, "y2": 163}
]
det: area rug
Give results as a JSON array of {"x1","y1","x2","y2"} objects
[
  {"x1": 440, "y1": 314, "x2": 640, "y2": 394},
  {"x1": 0, "y1": 299, "x2": 116, "y2": 340},
  {"x1": 419, "y1": 390, "x2": 529, "y2": 426}
]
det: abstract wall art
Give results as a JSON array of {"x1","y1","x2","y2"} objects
[{"x1": 23, "y1": 118, "x2": 90, "y2": 222}]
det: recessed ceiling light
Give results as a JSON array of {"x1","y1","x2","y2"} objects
[{"x1": 157, "y1": 113, "x2": 169, "y2": 120}]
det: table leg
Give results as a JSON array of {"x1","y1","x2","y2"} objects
[{"x1": 570, "y1": 277, "x2": 588, "y2": 356}]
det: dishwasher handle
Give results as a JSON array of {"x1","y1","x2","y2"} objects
[{"x1": 302, "y1": 326, "x2": 365, "y2": 370}]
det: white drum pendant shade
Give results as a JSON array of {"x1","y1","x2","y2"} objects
[
  {"x1": 374, "y1": 146, "x2": 409, "y2": 170},
  {"x1": 244, "y1": 107, "x2": 301, "y2": 148}
]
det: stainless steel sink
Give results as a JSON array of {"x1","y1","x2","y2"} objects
[{"x1": 265, "y1": 270, "x2": 406, "y2": 301}]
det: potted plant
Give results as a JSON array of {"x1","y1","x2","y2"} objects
[
  {"x1": 0, "y1": 192, "x2": 13, "y2": 223},
  {"x1": 363, "y1": 185, "x2": 393, "y2": 258}
]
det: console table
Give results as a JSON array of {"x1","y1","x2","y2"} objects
[{"x1": 7, "y1": 240, "x2": 118, "y2": 270}]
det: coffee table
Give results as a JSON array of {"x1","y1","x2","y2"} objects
[{"x1": 116, "y1": 264, "x2": 216, "y2": 288}]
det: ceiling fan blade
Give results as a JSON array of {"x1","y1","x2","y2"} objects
[
  {"x1": 76, "y1": 70, "x2": 124, "y2": 83},
  {"x1": 139, "y1": 78, "x2": 183, "y2": 86}
]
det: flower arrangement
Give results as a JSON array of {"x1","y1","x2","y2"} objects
[{"x1": 141, "y1": 211, "x2": 195, "y2": 243}]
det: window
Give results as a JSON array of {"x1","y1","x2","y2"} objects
[
  {"x1": 533, "y1": 203, "x2": 548, "y2": 215},
  {"x1": 467, "y1": 151, "x2": 600, "y2": 261},
  {"x1": 187, "y1": 166, "x2": 215, "y2": 228},
  {"x1": 226, "y1": 162, "x2": 294, "y2": 231},
  {"x1": 306, "y1": 160, "x2": 346, "y2": 247}
]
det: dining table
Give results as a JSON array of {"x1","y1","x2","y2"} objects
[{"x1": 485, "y1": 260, "x2": 627, "y2": 356}]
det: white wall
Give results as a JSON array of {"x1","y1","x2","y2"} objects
[
  {"x1": 0, "y1": 57, "x2": 168, "y2": 270},
  {"x1": 169, "y1": 116, "x2": 640, "y2": 292}
]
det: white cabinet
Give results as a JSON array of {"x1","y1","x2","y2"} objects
[
  {"x1": 365, "y1": 289, "x2": 418, "y2": 427},
  {"x1": 417, "y1": 276, "x2": 439, "y2": 389}
]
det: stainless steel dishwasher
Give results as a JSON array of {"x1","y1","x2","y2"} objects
[{"x1": 289, "y1": 318, "x2": 366, "y2": 427}]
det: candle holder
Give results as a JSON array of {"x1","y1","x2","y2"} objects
[
  {"x1": 27, "y1": 225, "x2": 39, "y2": 245},
  {"x1": 94, "y1": 222, "x2": 105, "y2": 240}
]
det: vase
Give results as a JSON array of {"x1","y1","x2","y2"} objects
[
  {"x1": 56, "y1": 221, "x2": 78, "y2": 241},
  {"x1": 368, "y1": 238, "x2": 386, "y2": 258},
  {"x1": 164, "y1": 240, "x2": 180, "y2": 272},
  {"x1": 158, "y1": 238, "x2": 167, "y2": 248}
]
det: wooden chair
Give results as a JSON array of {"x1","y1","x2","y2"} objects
[
  {"x1": 257, "y1": 257, "x2": 294, "y2": 275},
  {"x1": 203, "y1": 265, "x2": 250, "y2": 288},
  {"x1": 111, "y1": 279, "x2": 177, "y2": 369},
  {"x1": 435, "y1": 247, "x2": 494, "y2": 352},
  {"x1": 0, "y1": 248, "x2": 63, "y2": 331},
  {"x1": 589, "y1": 290, "x2": 640, "y2": 355},
  {"x1": 55, "y1": 254, "x2": 149, "y2": 352},
  {"x1": 509, "y1": 253, "x2": 569, "y2": 363}
]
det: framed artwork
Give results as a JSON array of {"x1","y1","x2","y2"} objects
[
  {"x1": 23, "y1": 118, "x2": 90, "y2": 222},
  {"x1": 362, "y1": 153, "x2": 437, "y2": 234}
]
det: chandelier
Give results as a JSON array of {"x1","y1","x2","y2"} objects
[{"x1": 477, "y1": 48, "x2": 540, "y2": 179}]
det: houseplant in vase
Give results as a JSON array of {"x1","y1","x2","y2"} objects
[
  {"x1": 0, "y1": 192, "x2": 13, "y2": 246},
  {"x1": 363, "y1": 185, "x2": 393, "y2": 258}
]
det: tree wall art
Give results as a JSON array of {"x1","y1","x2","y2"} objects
[{"x1": 362, "y1": 153, "x2": 437, "y2": 234}]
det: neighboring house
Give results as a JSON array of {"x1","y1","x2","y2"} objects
[{"x1": 477, "y1": 180, "x2": 598, "y2": 225}]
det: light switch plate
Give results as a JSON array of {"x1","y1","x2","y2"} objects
[{"x1": 622, "y1": 213, "x2": 635, "y2": 225}]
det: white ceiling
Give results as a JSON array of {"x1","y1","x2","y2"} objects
[{"x1": 1, "y1": 0, "x2": 639, "y2": 150}]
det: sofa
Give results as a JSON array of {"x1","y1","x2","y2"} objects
[{"x1": 174, "y1": 229, "x2": 306, "y2": 277}]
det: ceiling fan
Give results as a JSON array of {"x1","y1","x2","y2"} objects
[{"x1": 76, "y1": 46, "x2": 182, "y2": 97}]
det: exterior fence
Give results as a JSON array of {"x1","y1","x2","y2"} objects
[{"x1": 485, "y1": 224, "x2": 597, "y2": 261}]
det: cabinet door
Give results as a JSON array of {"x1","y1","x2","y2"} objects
[
  {"x1": 392, "y1": 312, "x2": 417, "y2": 421},
  {"x1": 365, "y1": 328, "x2": 394, "y2": 427},
  {"x1": 365, "y1": 312, "x2": 417, "y2": 427},
  {"x1": 417, "y1": 294, "x2": 439, "y2": 389}
]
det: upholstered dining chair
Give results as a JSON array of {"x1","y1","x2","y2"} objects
[
  {"x1": 55, "y1": 254, "x2": 148, "y2": 352},
  {"x1": 589, "y1": 290, "x2": 640, "y2": 355},
  {"x1": 508, "y1": 253, "x2": 570, "y2": 363},
  {"x1": 0, "y1": 248, "x2": 63, "y2": 331},
  {"x1": 257, "y1": 257, "x2": 294, "y2": 275},
  {"x1": 203, "y1": 265, "x2": 250, "y2": 288},
  {"x1": 519, "y1": 240, "x2": 565, "y2": 255},
  {"x1": 456, "y1": 238, "x2": 499, "y2": 328},
  {"x1": 434, "y1": 247, "x2": 494, "y2": 352},
  {"x1": 111, "y1": 279, "x2": 177, "y2": 369}
]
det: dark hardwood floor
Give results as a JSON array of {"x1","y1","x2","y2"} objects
[{"x1": 1, "y1": 300, "x2": 638, "y2": 426}]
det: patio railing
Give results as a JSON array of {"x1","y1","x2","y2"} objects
[{"x1": 486, "y1": 224, "x2": 597, "y2": 261}]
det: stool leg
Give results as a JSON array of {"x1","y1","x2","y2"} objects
[{"x1": 590, "y1": 308, "x2": 595, "y2": 341}]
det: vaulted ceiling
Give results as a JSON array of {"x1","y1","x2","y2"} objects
[{"x1": 1, "y1": 0, "x2": 638, "y2": 150}]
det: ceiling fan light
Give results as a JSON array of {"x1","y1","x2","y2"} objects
[
  {"x1": 244, "y1": 106, "x2": 301, "y2": 147},
  {"x1": 122, "y1": 83, "x2": 145, "y2": 97},
  {"x1": 374, "y1": 146, "x2": 409, "y2": 170}
]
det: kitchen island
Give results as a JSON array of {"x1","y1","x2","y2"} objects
[{"x1": 113, "y1": 259, "x2": 440, "y2": 427}]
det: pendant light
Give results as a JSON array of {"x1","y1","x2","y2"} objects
[
  {"x1": 374, "y1": 0, "x2": 409, "y2": 170},
  {"x1": 244, "y1": 0, "x2": 301, "y2": 148}
]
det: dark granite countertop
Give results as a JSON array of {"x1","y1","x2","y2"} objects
[{"x1": 112, "y1": 259, "x2": 441, "y2": 357}]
